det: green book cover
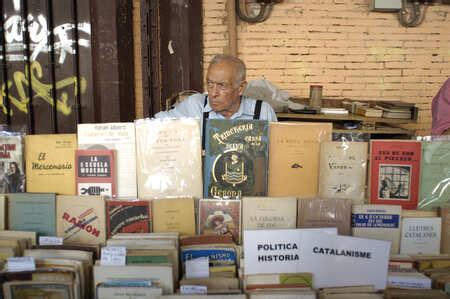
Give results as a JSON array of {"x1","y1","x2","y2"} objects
[
  {"x1": 203, "y1": 119, "x2": 269, "y2": 198},
  {"x1": 126, "y1": 255, "x2": 168, "y2": 264},
  {"x1": 418, "y1": 141, "x2": 450, "y2": 210},
  {"x1": 8, "y1": 193, "x2": 56, "y2": 236}
]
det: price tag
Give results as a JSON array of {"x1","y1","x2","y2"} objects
[
  {"x1": 185, "y1": 256, "x2": 209, "y2": 279},
  {"x1": 100, "y1": 246, "x2": 126, "y2": 266},
  {"x1": 39, "y1": 236, "x2": 63, "y2": 246},
  {"x1": 180, "y1": 285, "x2": 207, "y2": 295},
  {"x1": 7, "y1": 257, "x2": 36, "y2": 272}
]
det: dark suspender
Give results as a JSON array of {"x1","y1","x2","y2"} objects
[{"x1": 201, "y1": 96, "x2": 263, "y2": 150}]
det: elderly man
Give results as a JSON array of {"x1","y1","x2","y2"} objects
[{"x1": 155, "y1": 54, "x2": 277, "y2": 124}]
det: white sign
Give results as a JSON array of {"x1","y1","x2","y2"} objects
[
  {"x1": 7, "y1": 256, "x2": 36, "y2": 272},
  {"x1": 244, "y1": 229, "x2": 390, "y2": 290},
  {"x1": 39, "y1": 236, "x2": 63, "y2": 246},
  {"x1": 186, "y1": 257, "x2": 209, "y2": 279},
  {"x1": 180, "y1": 285, "x2": 207, "y2": 295},
  {"x1": 101, "y1": 246, "x2": 126, "y2": 266}
]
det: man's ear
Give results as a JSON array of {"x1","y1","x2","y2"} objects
[{"x1": 238, "y1": 80, "x2": 248, "y2": 96}]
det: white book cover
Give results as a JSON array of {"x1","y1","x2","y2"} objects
[
  {"x1": 400, "y1": 217, "x2": 441, "y2": 255},
  {"x1": 387, "y1": 271, "x2": 431, "y2": 289},
  {"x1": 135, "y1": 118, "x2": 202, "y2": 199},
  {"x1": 352, "y1": 204, "x2": 402, "y2": 254},
  {"x1": 77, "y1": 123, "x2": 137, "y2": 198}
]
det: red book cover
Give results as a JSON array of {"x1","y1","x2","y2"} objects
[
  {"x1": 106, "y1": 200, "x2": 151, "y2": 238},
  {"x1": 75, "y1": 149, "x2": 116, "y2": 198},
  {"x1": 369, "y1": 140, "x2": 421, "y2": 210}
]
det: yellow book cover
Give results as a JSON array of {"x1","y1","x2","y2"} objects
[
  {"x1": 0, "y1": 195, "x2": 4, "y2": 230},
  {"x1": 25, "y1": 134, "x2": 77, "y2": 195},
  {"x1": 268, "y1": 122, "x2": 332, "y2": 197},
  {"x1": 56, "y1": 195, "x2": 106, "y2": 245},
  {"x1": 152, "y1": 198, "x2": 195, "y2": 235}
]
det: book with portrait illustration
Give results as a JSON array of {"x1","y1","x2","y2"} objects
[
  {"x1": 369, "y1": 140, "x2": 421, "y2": 210},
  {"x1": 0, "y1": 133, "x2": 25, "y2": 193},
  {"x1": 198, "y1": 199, "x2": 241, "y2": 244},
  {"x1": 203, "y1": 119, "x2": 269, "y2": 198}
]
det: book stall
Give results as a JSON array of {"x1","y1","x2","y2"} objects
[{"x1": 0, "y1": 117, "x2": 450, "y2": 299}]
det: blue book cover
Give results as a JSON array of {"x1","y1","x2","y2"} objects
[
  {"x1": 203, "y1": 119, "x2": 269, "y2": 198},
  {"x1": 8, "y1": 192, "x2": 56, "y2": 236},
  {"x1": 181, "y1": 248, "x2": 237, "y2": 266}
]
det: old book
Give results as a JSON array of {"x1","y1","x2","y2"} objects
[
  {"x1": 352, "y1": 204, "x2": 402, "y2": 254},
  {"x1": 97, "y1": 285, "x2": 162, "y2": 299},
  {"x1": 418, "y1": 141, "x2": 450, "y2": 210},
  {"x1": 198, "y1": 199, "x2": 241, "y2": 244},
  {"x1": 244, "y1": 272, "x2": 313, "y2": 290},
  {"x1": 25, "y1": 134, "x2": 77, "y2": 195},
  {"x1": 204, "y1": 119, "x2": 269, "y2": 198},
  {"x1": 369, "y1": 140, "x2": 421, "y2": 210},
  {"x1": 441, "y1": 207, "x2": 450, "y2": 254},
  {"x1": 242, "y1": 197, "x2": 297, "y2": 231},
  {"x1": 8, "y1": 192, "x2": 56, "y2": 236},
  {"x1": 355, "y1": 106, "x2": 383, "y2": 118},
  {"x1": 135, "y1": 118, "x2": 202, "y2": 199},
  {"x1": 162, "y1": 296, "x2": 246, "y2": 299},
  {"x1": 75, "y1": 149, "x2": 116, "y2": 198},
  {"x1": 318, "y1": 141, "x2": 368, "y2": 204},
  {"x1": 387, "y1": 271, "x2": 431, "y2": 289},
  {"x1": 400, "y1": 217, "x2": 441, "y2": 255},
  {"x1": 180, "y1": 235, "x2": 234, "y2": 247},
  {"x1": 179, "y1": 277, "x2": 240, "y2": 291},
  {"x1": 3, "y1": 281, "x2": 74, "y2": 299},
  {"x1": 77, "y1": 122, "x2": 137, "y2": 198},
  {"x1": 384, "y1": 288, "x2": 449, "y2": 299},
  {"x1": 402, "y1": 209, "x2": 438, "y2": 218},
  {"x1": 0, "y1": 195, "x2": 5, "y2": 229},
  {"x1": 0, "y1": 230, "x2": 37, "y2": 246},
  {"x1": 248, "y1": 290, "x2": 316, "y2": 299},
  {"x1": 106, "y1": 200, "x2": 151, "y2": 238},
  {"x1": 298, "y1": 198, "x2": 352, "y2": 235},
  {"x1": 56, "y1": 195, "x2": 106, "y2": 245},
  {"x1": 268, "y1": 122, "x2": 332, "y2": 197},
  {"x1": 152, "y1": 198, "x2": 196, "y2": 235},
  {"x1": 0, "y1": 133, "x2": 25, "y2": 193}
]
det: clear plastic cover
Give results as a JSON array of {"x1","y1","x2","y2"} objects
[
  {"x1": 134, "y1": 118, "x2": 202, "y2": 199},
  {"x1": 0, "y1": 129, "x2": 26, "y2": 193}
]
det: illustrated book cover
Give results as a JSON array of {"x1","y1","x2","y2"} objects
[
  {"x1": 106, "y1": 200, "x2": 151, "y2": 238},
  {"x1": 0, "y1": 133, "x2": 25, "y2": 193}
]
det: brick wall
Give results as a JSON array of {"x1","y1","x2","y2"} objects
[{"x1": 203, "y1": 0, "x2": 450, "y2": 135}]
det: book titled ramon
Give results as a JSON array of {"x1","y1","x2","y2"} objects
[
  {"x1": 204, "y1": 119, "x2": 269, "y2": 198},
  {"x1": 369, "y1": 140, "x2": 421, "y2": 210}
]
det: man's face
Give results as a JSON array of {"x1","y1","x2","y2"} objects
[{"x1": 206, "y1": 62, "x2": 246, "y2": 118}]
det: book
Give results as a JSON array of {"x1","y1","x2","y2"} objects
[
  {"x1": 56, "y1": 195, "x2": 106, "y2": 245},
  {"x1": 0, "y1": 230, "x2": 37, "y2": 246},
  {"x1": 8, "y1": 193, "x2": 56, "y2": 236},
  {"x1": 163, "y1": 295, "x2": 246, "y2": 299},
  {"x1": 418, "y1": 141, "x2": 450, "y2": 210},
  {"x1": 247, "y1": 290, "x2": 316, "y2": 299},
  {"x1": 75, "y1": 149, "x2": 116, "y2": 198},
  {"x1": 204, "y1": 119, "x2": 269, "y2": 198},
  {"x1": 355, "y1": 106, "x2": 383, "y2": 118},
  {"x1": 0, "y1": 195, "x2": 5, "y2": 230},
  {"x1": 152, "y1": 198, "x2": 196, "y2": 235},
  {"x1": 400, "y1": 217, "x2": 441, "y2": 255},
  {"x1": 268, "y1": 122, "x2": 332, "y2": 197},
  {"x1": 441, "y1": 207, "x2": 450, "y2": 254},
  {"x1": 384, "y1": 288, "x2": 449, "y2": 299},
  {"x1": 97, "y1": 284, "x2": 163, "y2": 299},
  {"x1": 244, "y1": 272, "x2": 313, "y2": 290},
  {"x1": 3, "y1": 281, "x2": 74, "y2": 299},
  {"x1": 77, "y1": 122, "x2": 137, "y2": 198},
  {"x1": 198, "y1": 199, "x2": 241, "y2": 244},
  {"x1": 25, "y1": 134, "x2": 77, "y2": 195},
  {"x1": 318, "y1": 141, "x2": 368, "y2": 204},
  {"x1": 106, "y1": 200, "x2": 151, "y2": 238},
  {"x1": 135, "y1": 118, "x2": 202, "y2": 199},
  {"x1": 0, "y1": 133, "x2": 25, "y2": 192},
  {"x1": 369, "y1": 140, "x2": 422, "y2": 210},
  {"x1": 352, "y1": 204, "x2": 402, "y2": 254},
  {"x1": 387, "y1": 271, "x2": 431, "y2": 289},
  {"x1": 298, "y1": 198, "x2": 352, "y2": 236},
  {"x1": 242, "y1": 197, "x2": 297, "y2": 231}
]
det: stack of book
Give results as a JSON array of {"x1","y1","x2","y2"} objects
[{"x1": 375, "y1": 101, "x2": 416, "y2": 119}]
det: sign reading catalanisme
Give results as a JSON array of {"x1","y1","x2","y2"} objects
[{"x1": 204, "y1": 120, "x2": 269, "y2": 198}]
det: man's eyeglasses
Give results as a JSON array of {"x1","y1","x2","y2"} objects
[{"x1": 206, "y1": 80, "x2": 234, "y2": 91}]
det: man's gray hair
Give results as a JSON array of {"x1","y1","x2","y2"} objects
[{"x1": 209, "y1": 54, "x2": 246, "y2": 85}]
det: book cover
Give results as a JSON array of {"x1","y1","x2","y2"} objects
[
  {"x1": 440, "y1": 207, "x2": 450, "y2": 254},
  {"x1": 369, "y1": 140, "x2": 422, "y2": 210},
  {"x1": 25, "y1": 134, "x2": 77, "y2": 195},
  {"x1": 152, "y1": 198, "x2": 196, "y2": 235},
  {"x1": 135, "y1": 118, "x2": 202, "y2": 199},
  {"x1": 318, "y1": 141, "x2": 368, "y2": 204},
  {"x1": 56, "y1": 195, "x2": 106, "y2": 245},
  {"x1": 418, "y1": 141, "x2": 450, "y2": 210},
  {"x1": 97, "y1": 285, "x2": 162, "y2": 299},
  {"x1": 3, "y1": 281, "x2": 73, "y2": 299},
  {"x1": 75, "y1": 149, "x2": 116, "y2": 198},
  {"x1": 400, "y1": 217, "x2": 441, "y2": 255},
  {"x1": 387, "y1": 271, "x2": 431, "y2": 289},
  {"x1": 352, "y1": 204, "x2": 402, "y2": 254},
  {"x1": 204, "y1": 119, "x2": 269, "y2": 198},
  {"x1": 77, "y1": 123, "x2": 137, "y2": 198},
  {"x1": 242, "y1": 197, "x2": 297, "y2": 231},
  {"x1": 106, "y1": 200, "x2": 151, "y2": 238},
  {"x1": 8, "y1": 193, "x2": 56, "y2": 236},
  {"x1": 268, "y1": 122, "x2": 332, "y2": 197},
  {"x1": 198, "y1": 199, "x2": 241, "y2": 244},
  {"x1": 298, "y1": 198, "x2": 352, "y2": 236},
  {"x1": 0, "y1": 134, "x2": 25, "y2": 193},
  {"x1": 0, "y1": 195, "x2": 5, "y2": 230}
]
